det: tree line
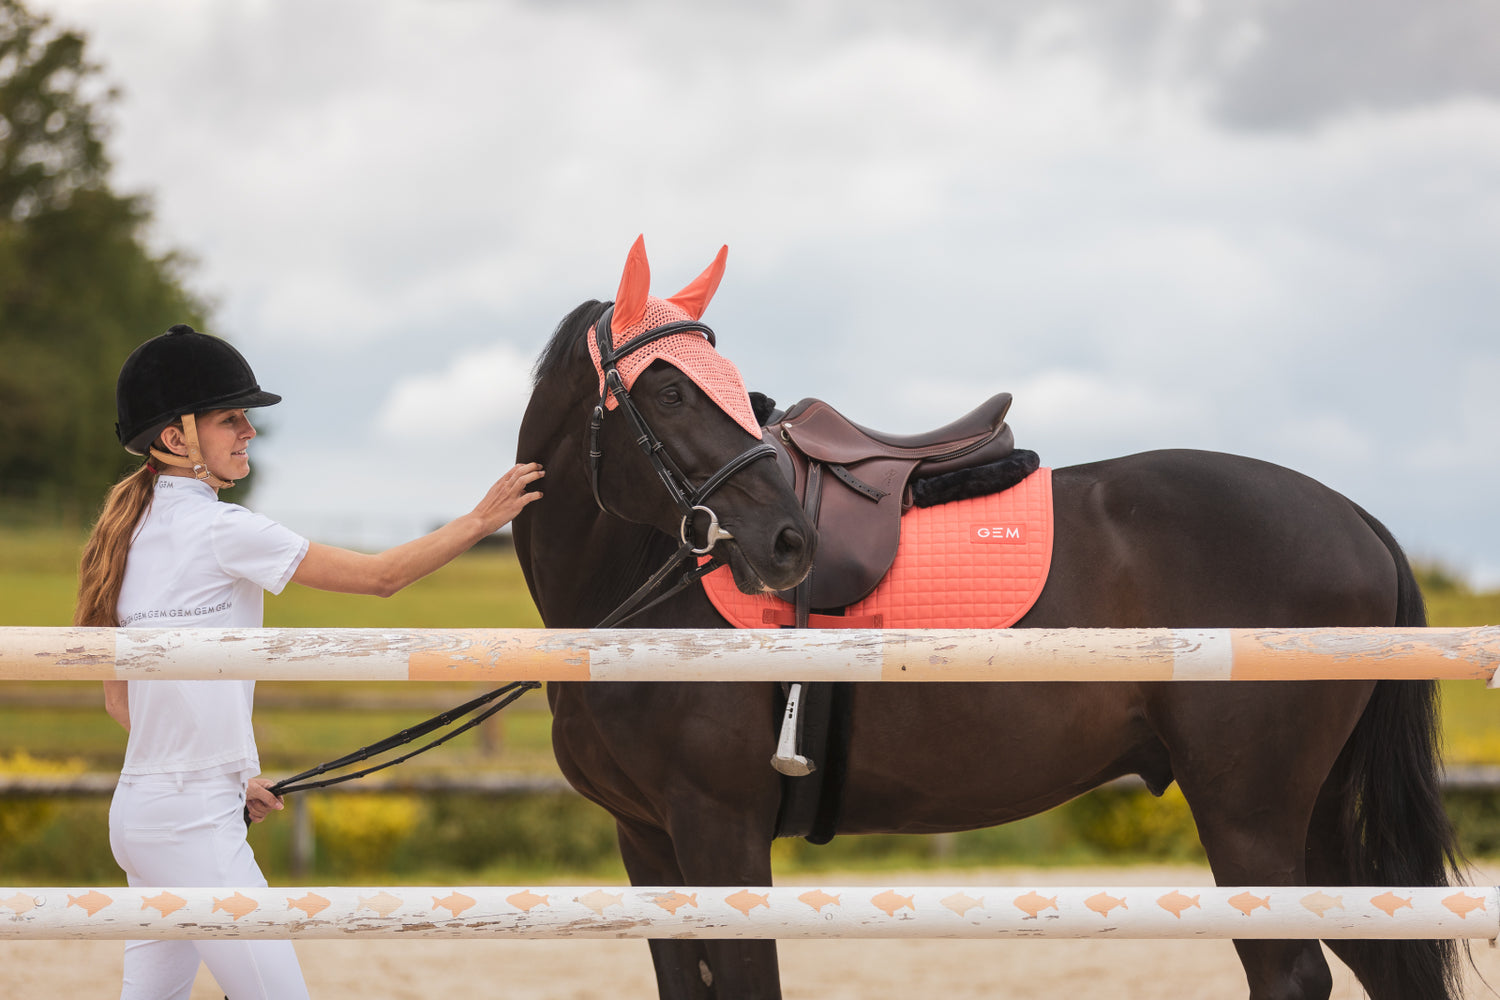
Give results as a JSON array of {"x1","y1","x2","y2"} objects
[{"x1": 1, "y1": 0, "x2": 212, "y2": 520}]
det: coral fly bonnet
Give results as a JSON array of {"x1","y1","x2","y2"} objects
[{"x1": 588, "y1": 236, "x2": 761, "y2": 438}]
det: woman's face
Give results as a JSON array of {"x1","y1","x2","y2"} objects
[
  {"x1": 196, "y1": 409, "x2": 257, "y2": 482},
  {"x1": 161, "y1": 408, "x2": 256, "y2": 483}
]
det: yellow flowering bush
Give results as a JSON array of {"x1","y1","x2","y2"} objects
[
  {"x1": 1066, "y1": 783, "x2": 1204, "y2": 860},
  {"x1": 308, "y1": 794, "x2": 425, "y2": 874},
  {"x1": 0, "y1": 751, "x2": 87, "y2": 846}
]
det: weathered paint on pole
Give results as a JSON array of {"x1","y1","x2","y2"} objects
[
  {"x1": 2, "y1": 626, "x2": 1498, "y2": 684},
  {"x1": 1, "y1": 884, "x2": 1494, "y2": 941}
]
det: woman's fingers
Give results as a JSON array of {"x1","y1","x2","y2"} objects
[
  {"x1": 479, "y1": 465, "x2": 544, "y2": 520},
  {"x1": 245, "y1": 778, "x2": 284, "y2": 823}
]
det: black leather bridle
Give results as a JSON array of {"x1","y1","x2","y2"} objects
[
  {"x1": 239, "y1": 306, "x2": 776, "y2": 819},
  {"x1": 587, "y1": 303, "x2": 777, "y2": 627}
]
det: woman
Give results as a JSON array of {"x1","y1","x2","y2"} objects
[{"x1": 75, "y1": 324, "x2": 543, "y2": 1000}]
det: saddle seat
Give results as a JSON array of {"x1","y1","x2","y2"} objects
[{"x1": 767, "y1": 392, "x2": 1016, "y2": 615}]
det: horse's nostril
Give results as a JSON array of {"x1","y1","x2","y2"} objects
[{"x1": 775, "y1": 526, "x2": 808, "y2": 564}]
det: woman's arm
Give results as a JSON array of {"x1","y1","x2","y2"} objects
[
  {"x1": 290, "y1": 462, "x2": 543, "y2": 597},
  {"x1": 104, "y1": 680, "x2": 130, "y2": 731}
]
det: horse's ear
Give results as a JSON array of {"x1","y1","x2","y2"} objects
[
  {"x1": 613, "y1": 235, "x2": 652, "y2": 330},
  {"x1": 667, "y1": 245, "x2": 728, "y2": 320}
]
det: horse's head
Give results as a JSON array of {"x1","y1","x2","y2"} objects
[{"x1": 520, "y1": 236, "x2": 812, "y2": 604}]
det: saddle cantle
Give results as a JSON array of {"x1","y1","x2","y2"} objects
[{"x1": 767, "y1": 393, "x2": 1018, "y2": 618}]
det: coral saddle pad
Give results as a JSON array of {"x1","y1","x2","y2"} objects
[{"x1": 702, "y1": 467, "x2": 1054, "y2": 629}]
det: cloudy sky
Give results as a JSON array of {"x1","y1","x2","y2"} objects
[{"x1": 33, "y1": 0, "x2": 1500, "y2": 584}]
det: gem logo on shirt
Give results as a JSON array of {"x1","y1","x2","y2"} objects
[
  {"x1": 119, "y1": 601, "x2": 234, "y2": 627},
  {"x1": 971, "y1": 524, "x2": 1025, "y2": 543}
]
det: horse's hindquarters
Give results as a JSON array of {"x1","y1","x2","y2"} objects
[{"x1": 1030, "y1": 451, "x2": 1404, "y2": 629}]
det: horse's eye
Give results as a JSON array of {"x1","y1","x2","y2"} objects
[{"x1": 659, "y1": 386, "x2": 683, "y2": 407}]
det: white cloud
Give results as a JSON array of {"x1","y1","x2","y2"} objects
[
  {"x1": 23, "y1": 0, "x2": 1500, "y2": 583},
  {"x1": 376, "y1": 341, "x2": 534, "y2": 442}
]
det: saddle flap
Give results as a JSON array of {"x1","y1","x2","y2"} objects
[{"x1": 776, "y1": 456, "x2": 916, "y2": 610}]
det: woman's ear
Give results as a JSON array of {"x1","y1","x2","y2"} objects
[{"x1": 158, "y1": 425, "x2": 188, "y2": 457}]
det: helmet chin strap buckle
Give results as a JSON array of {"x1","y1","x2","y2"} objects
[{"x1": 148, "y1": 413, "x2": 236, "y2": 490}]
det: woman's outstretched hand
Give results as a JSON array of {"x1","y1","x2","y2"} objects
[{"x1": 472, "y1": 462, "x2": 544, "y2": 533}]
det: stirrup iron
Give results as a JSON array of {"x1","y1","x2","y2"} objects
[{"x1": 771, "y1": 682, "x2": 816, "y2": 776}]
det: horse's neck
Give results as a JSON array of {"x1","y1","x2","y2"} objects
[
  {"x1": 517, "y1": 372, "x2": 724, "y2": 629},
  {"x1": 518, "y1": 436, "x2": 679, "y2": 627},
  {"x1": 551, "y1": 524, "x2": 680, "y2": 628}
]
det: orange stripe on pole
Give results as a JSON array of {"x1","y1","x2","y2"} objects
[
  {"x1": 1228, "y1": 628, "x2": 1499, "y2": 681},
  {"x1": 0, "y1": 627, "x2": 117, "y2": 680},
  {"x1": 406, "y1": 630, "x2": 591, "y2": 681}
]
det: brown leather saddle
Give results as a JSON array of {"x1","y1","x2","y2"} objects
[
  {"x1": 764, "y1": 392, "x2": 1018, "y2": 627},
  {"x1": 757, "y1": 390, "x2": 1037, "y2": 842}
]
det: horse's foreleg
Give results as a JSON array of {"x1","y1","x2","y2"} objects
[
  {"x1": 667, "y1": 809, "x2": 783, "y2": 1000},
  {"x1": 616, "y1": 818, "x2": 716, "y2": 1000}
]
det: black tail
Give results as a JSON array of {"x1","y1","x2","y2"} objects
[{"x1": 1322, "y1": 507, "x2": 1466, "y2": 999}]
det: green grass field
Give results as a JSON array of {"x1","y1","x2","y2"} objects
[
  {"x1": 4, "y1": 524, "x2": 1494, "y2": 768},
  {"x1": 1, "y1": 523, "x2": 1496, "y2": 880}
]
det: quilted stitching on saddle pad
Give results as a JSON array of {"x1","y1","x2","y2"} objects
[{"x1": 703, "y1": 467, "x2": 1054, "y2": 629}]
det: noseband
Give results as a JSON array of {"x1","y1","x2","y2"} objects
[{"x1": 587, "y1": 304, "x2": 777, "y2": 626}]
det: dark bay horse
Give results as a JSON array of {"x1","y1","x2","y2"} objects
[{"x1": 511, "y1": 241, "x2": 1463, "y2": 1000}]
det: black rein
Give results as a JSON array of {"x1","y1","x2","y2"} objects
[
  {"x1": 246, "y1": 304, "x2": 774, "y2": 822},
  {"x1": 243, "y1": 680, "x2": 538, "y2": 825}
]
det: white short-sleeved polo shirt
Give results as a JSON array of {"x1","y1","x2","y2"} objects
[{"x1": 116, "y1": 476, "x2": 309, "y2": 782}]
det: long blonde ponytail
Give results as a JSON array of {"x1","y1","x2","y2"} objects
[{"x1": 74, "y1": 464, "x2": 157, "y2": 627}]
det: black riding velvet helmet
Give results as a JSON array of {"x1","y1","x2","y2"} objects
[{"x1": 115, "y1": 324, "x2": 282, "y2": 455}]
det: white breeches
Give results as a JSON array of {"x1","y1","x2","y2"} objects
[{"x1": 109, "y1": 775, "x2": 309, "y2": 1000}]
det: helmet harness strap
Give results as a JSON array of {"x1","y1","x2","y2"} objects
[{"x1": 148, "y1": 413, "x2": 236, "y2": 490}]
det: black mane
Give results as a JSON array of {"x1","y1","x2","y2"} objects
[{"x1": 532, "y1": 299, "x2": 610, "y2": 388}]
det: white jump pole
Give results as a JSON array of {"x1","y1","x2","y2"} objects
[
  {"x1": 2, "y1": 626, "x2": 1498, "y2": 684},
  {"x1": 2, "y1": 884, "x2": 1495, "y2": 941}
]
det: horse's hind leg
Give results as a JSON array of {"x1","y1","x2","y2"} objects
[
  {"x1": 1303, "y1": 776, "x2": 1385, "y2": 1000},
  {"x1": 1194, "y1": 788, "x2": 1334, "y2": 1000},
  {"x1": 1156, "y1": 682, "x2": 1366, "y2": 999},
  {"x1": 615, "y1": 818, "x2": 716, "y2": 1000},
  {"x1": 1225, "y1": 941, "x2": 1333, "y2": 1000},
  {"x1": 1191, "y1": 802, "x2": 1336, "y2": 999}
]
